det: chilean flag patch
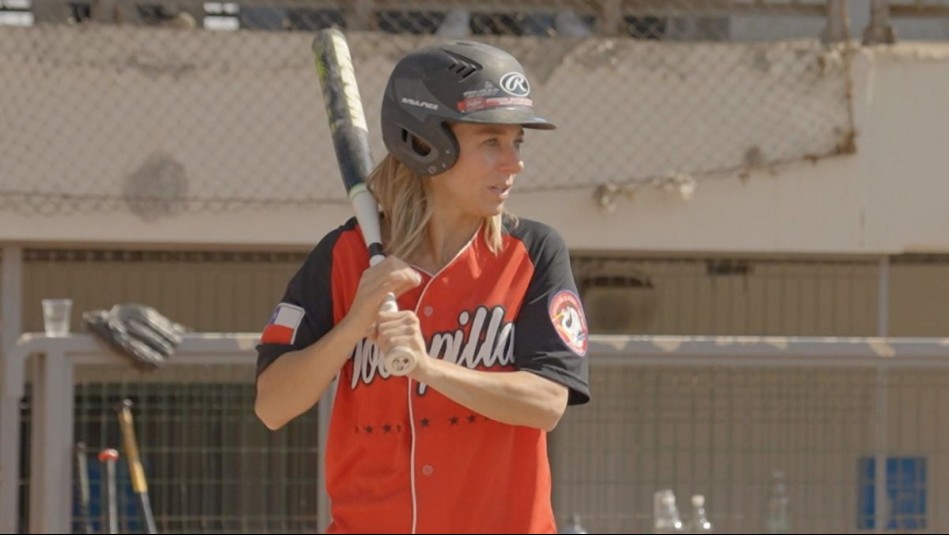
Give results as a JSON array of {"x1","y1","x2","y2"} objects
[{"x1": 261, "y1": 303, "x2": 305, "y2": 345}]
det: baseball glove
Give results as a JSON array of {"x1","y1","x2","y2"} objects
[{"x1": 83, "y1": 304, "x2": 187, "y2": 371}]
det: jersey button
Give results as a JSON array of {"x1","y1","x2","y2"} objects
[
  {"x1": 422, "y1": 464, "x2": 434, "y2": 476},
  {"x1": 423, "y1": 306, "x2": 434, "y2": 317}
]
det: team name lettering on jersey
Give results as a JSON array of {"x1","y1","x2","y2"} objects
[
  {"x1": 350, "y1": 339, "x2": 393, "y2": 385},
  {"x1": 350, "y1": 305, "x2": 515, "y2": 391}
]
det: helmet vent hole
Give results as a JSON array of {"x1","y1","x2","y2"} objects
[{"x1": 445, "y1": 54, "x2": 479, "y2": 80}]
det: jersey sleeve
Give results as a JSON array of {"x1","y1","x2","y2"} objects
[
  {"x1": 255, "y1": 229, "x2": 340, "y2": 380},
  {"x1": 512, "y1": 222, "x2": 590, "y2": 405}
]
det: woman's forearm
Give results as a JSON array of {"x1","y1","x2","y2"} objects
[
  {"x1": 414, "y1": 360, "x2": 569, "y2": 431},
  {"x1": 254, "y1": 318, "x2": 363, "y2": 430}
]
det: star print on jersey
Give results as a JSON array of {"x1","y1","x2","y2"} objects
[
  {"x1": 548, "y1": 290, "x2": 588, "y2": 356},
  {"x1": 352, "y1": 414, "x2": 482, "y2": 434},
  {"x1": 349, "y1": 305, "x2": 515, "y2": 391}
]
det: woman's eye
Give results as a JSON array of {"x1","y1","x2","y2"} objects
[{"x1": 484, "y1": 139, "x2": 499, "y2": 147}]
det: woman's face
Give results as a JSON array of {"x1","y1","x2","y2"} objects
[{"x1": 428, "y1": 122, "x2": 525, "y2": 220}]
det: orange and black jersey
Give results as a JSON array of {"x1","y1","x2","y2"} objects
[{"x1": 257, "y1": 215, "x2": 590, "y2": 534}]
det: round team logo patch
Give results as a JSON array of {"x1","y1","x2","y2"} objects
[{"x1": 548, "y1": 290, "x2": 588, "y2": 356}]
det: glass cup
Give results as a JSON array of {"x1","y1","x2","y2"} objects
[{"x1": 41, "y1": 298, "x2": 73, "y2": 336}]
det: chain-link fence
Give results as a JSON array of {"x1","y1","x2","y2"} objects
[
  {"x1": 1, "y1": 0, "x2": 859, "y2": 217},
  {"x1": 10, "y1": 333, "x2": 949, "y2": 533}
]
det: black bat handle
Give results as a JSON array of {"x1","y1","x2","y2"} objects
[{"x1": 313, "y1": 28, "x2": 374, "y2": 193}]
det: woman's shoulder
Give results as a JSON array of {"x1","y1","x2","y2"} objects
[
  {"x1": 307, "y1": 217, "x2": 364, "y2": 259},
  {"x1": 503, "y1": 215, "x2": 564, "y2": 240},
  {"x1": 502, "y1": 215, "x2": 568, "y2": 253}
]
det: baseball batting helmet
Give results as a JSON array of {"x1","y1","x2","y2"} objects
[{"x1": 381, "y1": 40, "x2": 555, "y2": 176}]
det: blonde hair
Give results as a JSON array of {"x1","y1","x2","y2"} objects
[{"x1": 367, "y1": 153, "x2": 507, "y2": 259}]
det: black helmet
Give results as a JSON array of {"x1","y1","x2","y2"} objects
[{"x1": 381, "y1": 40, "x2": 555, "y2": 176}]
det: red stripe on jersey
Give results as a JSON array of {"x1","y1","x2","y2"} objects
[
  {"x1": 261, "y1": 303, "x2": 305, "y2": 345},
  {"x1": 261, "y1": 324, "x2": 296, "y2": 345}
]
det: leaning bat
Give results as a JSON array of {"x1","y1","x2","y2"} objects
[
  {"x1": 312, "y1": 27, "x2": 417, "y2": 376},
  {"x1": 115, "y1": 399, "x2": 158, "y2": 534},
  {"x1": 97, "y1": 448, "x2": 120, "y2": 535},
  {"x1": 75, "y1": 442, "x2": 94, "y2": 534}
]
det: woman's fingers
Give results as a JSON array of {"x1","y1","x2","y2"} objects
[
  {"x1": 362, "y1": 257, "x2": 421, "y2": 299},
  {"x1": 349, "y1": 256, "x2": 421, "y2": 332},
  {"x1": 377, "y1": 257, "x2": 422, "y2": 297},
  {"x1": 375, "y1": 311, "x2": 425, "y2": 354}
]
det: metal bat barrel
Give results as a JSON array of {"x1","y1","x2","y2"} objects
[
  {"x1": 75, "y1": 442, "x2": 94, "y2": 534},
  {"x1": 312, "y1": 28, "x2": 374, "y2": 196},
  {"x1": 97, "y1": 448, "x2": 120, "y2": 535}
]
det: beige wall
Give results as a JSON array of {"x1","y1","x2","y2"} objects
[
  {"x1": 575, "y1": 256, "x2": 949, "y2": 337},
  {"x1": 576, "y1": 257, "x2": 881, "y2": 336},
  {"x1": 2, "y1": 30, "x2": 949, "y2": 256},
  {"x1": 890, "y1": 260, "x2": 949, "y2": 336},
  {"x1": 19, "y1": 251, "x2": 304, "y2": 334},
  {"x1": 16, "y1": 250, "x2": 949, "y2": 337},
  {"x1": 535, "y1": 39, "x2": 949, "y2": 256}
]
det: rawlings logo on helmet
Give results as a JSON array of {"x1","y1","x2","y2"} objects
[{"x1": 499, "y1": 72, "x2": 530, "y2": 97}]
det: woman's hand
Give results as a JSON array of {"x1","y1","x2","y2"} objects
[
  {"x1": 345, "y1": 256, "x2": 421, "y2": 336},
  {"x1": 371, "y1": 309, "x2": 430, "y2": 372}
]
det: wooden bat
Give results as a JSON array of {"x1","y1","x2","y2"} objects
[
  {"x1": 115, "y1": 399, "x2": 158, "y2": 534},
  {"x1": 312, "y1": 27, "x2": 417, "y2": 376}
]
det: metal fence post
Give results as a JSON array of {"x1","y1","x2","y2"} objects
[
  {"x1": 596, "y1": 0, "x2": 623, "y2": 36},
  {"x1": 0, "y1": 246, "x2": 23, "y2": 534},
  {"x1": 873, "y1": 255, "x2": 890, "y2": 533},
  {"x1": 822, "y1": 0, "x2": 850, "y2": 43},
  {"x1": 863, "y1": 0, "x2": 896, "y2": 44},
  {"x1": 874, "y1": 366, "x2": 889, "y2": 534},
  {"x1": 29, "y1": 340, "x2": 77, "y2": 534},
  {"x1": 317, "y1": 382, "x2": 336, "y2": 531}
]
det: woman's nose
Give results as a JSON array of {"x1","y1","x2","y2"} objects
[{"x1": 499, "y1": 147, "x2": 524, "y2": 173}]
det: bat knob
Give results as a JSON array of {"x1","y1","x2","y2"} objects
[
  {"x1": 114, "y1": 398, "x2": 133, "y2": 412},
  {"x1": 384, "y1": 349, "x2": 417, "y2": 377}
]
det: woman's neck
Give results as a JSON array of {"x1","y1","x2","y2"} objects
[{"x1": 413, "y1": 211, "x2": 482, "y2": 273}]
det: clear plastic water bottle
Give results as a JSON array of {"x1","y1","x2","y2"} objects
[
  {"x1": 560, "y1": 513, "x2": 588, "y2": 534},
  {"x1": 687, "y1": 494, "x2": 713, "y2": 534},
  {"x1": 765, "y1": 470, "x2": 790, "y2": 534},
  {"x1": 653, "y1": 489, "x2": 685, "y2": 534}
]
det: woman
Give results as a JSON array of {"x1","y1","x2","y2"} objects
[{"x1": 255, "y1": 39, "x2": 590, "y2": 534}]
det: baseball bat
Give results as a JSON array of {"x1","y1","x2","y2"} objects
[
  {"x1": 312, "y1": 27, "x2": 417, "y2": 376},
  {"x1": 97, "y1": 448, "x2": 120, "y2": 535},
  {"x1": 115, "y1": 399, "x2": 158, "y2": 534},
  {"x1": 75, "y1": 442, "x2": 94, "y2": 534}
]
